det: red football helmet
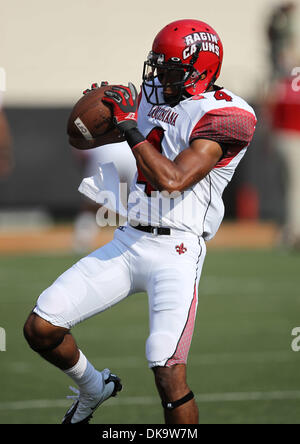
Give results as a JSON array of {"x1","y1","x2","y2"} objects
[{"x1": 142, "y1": 19, "x2": 223, "y2": 105}]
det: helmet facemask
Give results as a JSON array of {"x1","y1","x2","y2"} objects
[{"x1": 142, "y1": 50, "x2": 203, "y2": 106}]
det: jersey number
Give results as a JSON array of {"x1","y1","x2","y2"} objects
[
  {"x1": 137, "y1": 127, "x2": 164, "y2": 197},
  {"x1": 214, "y1": 90, "x2": 232, "y2": 102}
]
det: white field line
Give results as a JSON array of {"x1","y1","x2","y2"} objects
[
  {"x1": 5, "y1": 350, "x2": 298, "y2": 374},
  {"x1": 91, "y1": 350, "x2": 299, "y2": 368},
  {"x1": 1, "y1": 390, "x2": 300, "y2": 411}
]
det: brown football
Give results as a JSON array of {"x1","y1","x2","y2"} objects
[{"x1": 67, "y1": 85, "x2": 125, "y2": 150}]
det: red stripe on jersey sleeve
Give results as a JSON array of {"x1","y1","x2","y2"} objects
[{"x1": 189, "y1": 107, "x2": 257, "y2": 167}]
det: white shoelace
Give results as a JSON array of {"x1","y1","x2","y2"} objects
[
  {"x1": 66, "y1": 385, "x2": 101, "y2": 406},
  {"x1": 66, "y1": 385, "x2": 81, "y2": 401}
]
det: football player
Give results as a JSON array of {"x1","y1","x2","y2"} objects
[{"x1": 24, "y1": 19, "x2": 257, "y2": 424}]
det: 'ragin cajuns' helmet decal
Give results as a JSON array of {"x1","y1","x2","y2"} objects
[{"x1": 142, "y1": 19, "x2": 223, "y2": 105}]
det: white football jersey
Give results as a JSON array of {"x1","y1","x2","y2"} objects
[{"x1": 128, "y1": 83, "x2": 257, "y2": 240}]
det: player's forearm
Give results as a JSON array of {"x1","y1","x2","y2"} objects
[{"x1": 132, "y1": 141, "x2": 184, "y2": 193}]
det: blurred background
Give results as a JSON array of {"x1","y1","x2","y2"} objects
[
  {"x1": 1, "y1": 0, "x2": 300, "y2": 425},
  {"x1": 0, "y1": 0, "x2": 300, "y2": 251}
]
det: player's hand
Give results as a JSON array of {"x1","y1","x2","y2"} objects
[
  {"x1": 83, "y1": 81, "x2": 109, "y2": 95},
  {"x1": 102, "y1": 82, "x2": 138, "y2": 133}
]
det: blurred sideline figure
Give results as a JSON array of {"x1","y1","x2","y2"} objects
[
  {"x1": 267, "y1": 1, "x2": 296, "y2": 79},
  {"x1": 265, "y1": 2, "x2": 300, "y2": 250},
  {"x1": 72, "y1": 141, "x2": 137, "y2": 252},
  {"x1": 266, "y1": 76, "x2": 300, "y2": 250},
  {"x1": 0, "y1": 92, "x2": 13, "y2": 179}
]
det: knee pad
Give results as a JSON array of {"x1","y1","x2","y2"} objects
[
  {"x1": 36, "y1": 284, "x2": 70, "y2": 320},
  {"x1": 146, "y1": 332, "x2": 177, "y2": 367},
  {"x1": 34, "y1": 274, "x2": 82, "y2": 329}
]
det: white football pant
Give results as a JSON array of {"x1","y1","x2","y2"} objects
[{"x1": 34, "y1": 225, "x2": 206, "y2": 368}]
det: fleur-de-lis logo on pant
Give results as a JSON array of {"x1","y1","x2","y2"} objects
[{"x1": 175, "y1": 243, "x2": 187, "y2": 255}]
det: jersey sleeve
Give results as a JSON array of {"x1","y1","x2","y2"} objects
[{"x1": 189, "y1": 106, "x2": 257, "y2": 167}]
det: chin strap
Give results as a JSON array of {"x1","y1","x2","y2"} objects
[
  {"x1": 161, "y1": 391, "x2": 194, "y2": 410},
  {"x1": 205, "y1": 62, "x2": 221, "y2": 92},
  {"x1": 181, "y1": 91, "x2": 192, "y2": 100}
]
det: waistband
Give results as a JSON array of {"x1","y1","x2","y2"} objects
[{"x1": 129, "y1": 224, "x2": 171, "y2": 235}]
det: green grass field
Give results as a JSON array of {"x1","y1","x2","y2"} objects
[{"x1": 0, "y1": 248, "x2": 300, "y2": 424}]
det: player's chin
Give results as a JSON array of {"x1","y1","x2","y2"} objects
[{"x1": 163, "y1": 92, "x2": 180, "y2": 106}]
